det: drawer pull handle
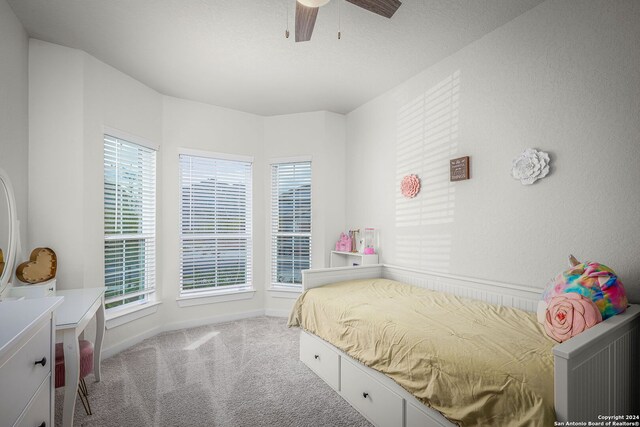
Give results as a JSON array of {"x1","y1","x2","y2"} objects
[
  {"x1": 38, "y1": 422, "x2": 46, "y2": 427},
  {"x1": 362, "y1": 392, "x2": 369, "y2": 398},
  {"x1": 314, "y1": 355, "x2": 319, "y2": 359},
  {"x1": 34, "y1": 357, "x2": 47, "y2": 367}
]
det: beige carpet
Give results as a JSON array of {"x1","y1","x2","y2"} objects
[{"x1": 54, "y1": 316, "x2": 371, "y2": 427}]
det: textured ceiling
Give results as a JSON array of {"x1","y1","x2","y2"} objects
[{"x1": 8, "y1": 0, "x2": 545, "y2": 116}]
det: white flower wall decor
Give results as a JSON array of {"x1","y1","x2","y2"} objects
[{"x1": 511, "y1": 148, "x2": 551, "y2": 185}]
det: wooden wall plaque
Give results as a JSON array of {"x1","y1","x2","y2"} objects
[{"x1": 450, "y1": 156, "x2": 470, "y2": 181}]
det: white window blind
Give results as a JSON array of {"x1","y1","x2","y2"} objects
[
  {"x1": 104, "y1": 134, "x2": 156, "y2": 310},
  {"x1": 271, "y1": 161, "x2": 311, "y2": 287},
  {"x1": 179, "y1": 154, "x2": 253, "y2": 295}
]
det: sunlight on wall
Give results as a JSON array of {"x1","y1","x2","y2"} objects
[
  {"x1": 394, "y1": 232, "x2": 453, "y2": 272},
  {"x1": 394, "y1": 71, "x2": 460, "y2": 272}
]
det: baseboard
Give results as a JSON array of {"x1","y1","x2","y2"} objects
[
  {"x1": 163, "y1": 309, "x2": 266, "y2": 332},
  {"x1": 101, "y1": 309, "x2": 266, "y2": 358},
  {"x1": 265, "y1": 308, "x2": 290, "y2": 317},
  {"x1": 102, "y1": 325, "x2": 163, "y2": 359}
]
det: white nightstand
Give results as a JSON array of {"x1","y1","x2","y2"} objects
[{"x1": 330, "y1": 251, "x2": 379, "y2": 268}]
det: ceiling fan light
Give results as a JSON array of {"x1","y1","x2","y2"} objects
[{"x1": 297, "y1": 0, "x2": 330, "y2": 7}]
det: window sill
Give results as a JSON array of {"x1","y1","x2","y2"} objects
[
  {"x1": 176, "y1": 289, "x2": 256, "y2": 307},
  {"x1": 106, "y1": 300, "x2": 162, "y2": 330},
  {"x1": 267, "y1": 287, "x2": 303, "y2": 299}
]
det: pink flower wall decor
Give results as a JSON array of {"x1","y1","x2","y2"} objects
[
  {"x1": 543, "y1": 293, "x2": 602, "y2": 343},
  {"x1": 401, "y1": 174, "x2": 421, "y2": 198}
]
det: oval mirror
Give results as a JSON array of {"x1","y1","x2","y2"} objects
[{"x1": 0, "y1": 168, "x2": 17, "y2": 294}]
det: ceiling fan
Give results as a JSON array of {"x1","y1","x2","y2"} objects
[{"x1": 294, "y1": 0, "x2": 402, "y2": 42}]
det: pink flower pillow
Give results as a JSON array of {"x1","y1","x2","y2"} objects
[{"x1": 542, "y1": 293, "x2": 602, "y2": 343}]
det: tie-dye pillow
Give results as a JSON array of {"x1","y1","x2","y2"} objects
[{"x1": 542, "y1": 260, "x2": 628, "y2": 320}]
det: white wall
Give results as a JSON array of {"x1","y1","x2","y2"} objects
[
  {"x1": 263, "y1": 112, "x2": 347, "y2": 314},
  {"x1": 29, "y1": 39, "x2": 165, "y2": 293},
  {"x1": 29, "y1": 41, "x2": 86, "y2": 287},
  {"x1": 346, "y1": 0, "x2": 640, "y2": 300},
  {"x1": 83, "y1": 52, "x2": 165, "y2": 349},
  {"x1": 29, "y1": 40, "x2": 165, "y2": 349},
  {"x1": 30, "y1": 0, "x2": 639, "y2": 353},
  {"x1": 28, "y1": 40, "x2": 347, "y2": 353},
  {"x1": 0, "y1": 0, "x2": 29, "y2": 260},
  {"x1": 160, "y1": 96, "x2": 266, "y2": 332}
]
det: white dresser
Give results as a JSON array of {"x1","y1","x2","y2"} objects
[{"x1": 0, "y1": 297, "x2": 64, "y2": 427}]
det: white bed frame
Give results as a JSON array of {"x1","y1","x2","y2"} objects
[{"x1": 300, "y1": 264, "x2": 640, "y2": 425}]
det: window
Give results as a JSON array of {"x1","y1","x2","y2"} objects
[
  {"x1": 179, "y1": 153, "x2": 253, "y2": 296},
  {"x1": 103, "y1": 133, "x2": 157, "y2": 310},
  {"x1": 271, "y1": 161, "x2": 312, "y2": 288}
]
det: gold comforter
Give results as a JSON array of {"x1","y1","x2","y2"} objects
[{"x1": 288, "y1": 279, "x2": 556, "y2": 426}]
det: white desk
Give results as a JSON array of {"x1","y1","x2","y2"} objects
[{"x1": 55, "y1": 288, "x2": 105, "y2": 427}]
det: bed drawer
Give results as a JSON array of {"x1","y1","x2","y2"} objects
[
  {"x1": 300, "y1": 331, "x2": 340, "y2": 391},
  {"x1": 406, "y1": 401, "x2": 452, "y2": 427},
  {"x1": 0, "y1": 320, "x2": 51, "y2": 426},
  {"x1": 340, "y1": 358, "x2": 403, "y2": 427}
]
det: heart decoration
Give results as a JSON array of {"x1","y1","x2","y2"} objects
[{"x1": 16, "y1": 247, "x2": 57, "y2": 284}]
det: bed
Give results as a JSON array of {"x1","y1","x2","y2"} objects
[{"x1": 288, "y1": 264, "x2": 640, "y2": 427}]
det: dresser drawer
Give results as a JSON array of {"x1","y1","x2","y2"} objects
[
  {"x1": 340, "y1": 358, "x2": 403, "y2": 427},
  {"x1": 299, "y1": 331, "x2": 340, "y2": 390},
  {"x1": 16, "y1": 375, "x2": 51, "y2": 427},
  {"x1": 0, "y1": 320, "x2": 51, "y2": 426}
]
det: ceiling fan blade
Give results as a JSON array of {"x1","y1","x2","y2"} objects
[
  {"x1": 345, "y1": 0, "x2": 401, "y2": 18},
  {"x1": 295, "y1": 2, "x2": 319, "y2": 42}
]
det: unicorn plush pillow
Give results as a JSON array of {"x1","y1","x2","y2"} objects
[
  {"x1": 543, "y1": 255, "x2": 628, "y2": 320},
  {"x1": 537, "y1": 255, "x2": 628, "y2": 342}
]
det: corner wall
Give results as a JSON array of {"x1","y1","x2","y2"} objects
[
  {"x1": 28, "y1": 39, "x2": 165, "y2": 350},
  {"x1": 0, "y1": 0, "x2": 29, "y2": 254},
  {"x1": 28, "y1": 40, "x2": 347, "y2": 354},
  {"x1": 263, "y1": 112, "x2": 347, "y2": 315},
  {"x1": 346, "y1": 0, "x2": 640, "y2": 300},
  {"x1": 159, "y1": 96, "x2": 266, "y2": 337}
]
